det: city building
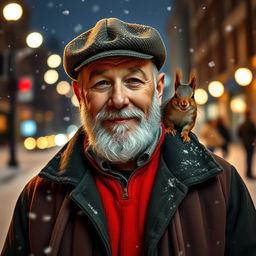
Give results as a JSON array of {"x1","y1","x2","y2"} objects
[{"x1": 168, "y1": 0, "x2": 256, "y2": 136}]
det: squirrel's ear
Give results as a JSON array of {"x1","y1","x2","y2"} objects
[
  {"x1": 175, "y1": 71, "x2": 182, "y2": 90},
  {"x1": 189, "y1": 72, "x2": 196, "y2": 90}
]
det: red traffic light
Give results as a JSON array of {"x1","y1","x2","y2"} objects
[{"x1": 18, "y1": 77, "x2": 32, "y2": 92}]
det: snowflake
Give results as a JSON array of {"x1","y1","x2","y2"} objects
[
  {"x1": 44, "y1": 246, "x2": 52, "y2": 254},
  {"x1": 28, "y1": 212, "x2": 37, "y2": 220},
  {"x1": 62, "y1": 10, "x2": 70, "y2": 15},
  {"x1": 124, "y1": 9, "x2": 129, "y2": 15},
  {"x1": 208, "y1": 61, "x2": 215, "y2": 68},
  {"x1": 92, "y1": 4, "x2": 100, "y2": 13},
  {"x1": 225, "y1": 25, "x2": 233, "y2": 32},
  {"x1": 167, "y1": 6, "x2": 172, "y2": 11},
  {"x1": 74, "y1": 24, "x2": 83, "y2": 33},
  {"x1": 47, "y1": 2, "x2": 54, "y2": 8},
  {"x1": 189, "y1": 48, "x2": 194, "y2": 53},
  {"x1": 42, "y1": 215, "x2": 52, "y2": 222}
]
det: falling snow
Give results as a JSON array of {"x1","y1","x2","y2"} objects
[
  {"x1": 225, "y1": 25, "x2": 233, "y2": 32},
  {"x1": 62, "y1": 10, "x2": 70, "y2": 15},
  {"x1": 92, "y1": 4, "x2": 100, "y2": 13},
  {"x1": 167, "y1": 6, "x2": 172, "y2": 11},
  {"x1": 214, "y1": 200, "x2": 220, "y2": 204},
  {"x1": 208, "y1": 61, "x2": 215, "y2": 68},
  {"x1": 28, "y1": 212, "x2": 37, "y2": 220},
  {"x1": 64, "y1": 116, "x2": 70, "y2": 122},
  {"x1": 47, "y1": 2, "x2": 54, "y2": 8},
  {"x1": 202, "y1": 6, "x2": 206, "y2": 10},
  {"x1": 124, "y1": 9, "x2": 130, "y2": 15},
  {"x1": 41, "y1": 85, "x2": 46, "y2": 90},
  {"x1": 46, "y1": 195, "x2": 52, "y2": 201},
  {"x1": 74, "y1": 24, "x2": 83, "y2": 33},
  {"x1": 42, "y1": 215, "x2": 52, "y2": 222},
  {"x1": 88, "y1": 203, "x2": 98, "y2": 215},
  {"x1": 44, "y1": 246, "x2": 52, "y2": 254},
  {"x1": 189, "y1": 48, "x2": 194, "y2": 53}
]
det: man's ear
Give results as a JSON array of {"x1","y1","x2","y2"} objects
[
  {"x1": 72, "y1": 81, "x2": 81, "y2": 103},
  {"x1": 156, "y1": 73, "x2": 165, "y2": 105}
]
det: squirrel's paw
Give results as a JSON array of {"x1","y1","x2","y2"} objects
[
  {"x1": 166, "y1": 128, "x2": 177, "y2": 136},
  {"x1": 181, "y1": 131, "x2": 191, "y2": 143}
]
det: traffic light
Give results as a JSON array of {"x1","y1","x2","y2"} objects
[{"x1": 18, "y1": 76, "x2": 34, "y2": 102}]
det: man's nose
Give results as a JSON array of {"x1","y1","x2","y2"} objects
[{"x1": 107, "y1": 83, "x2": 129, "y2": 109}]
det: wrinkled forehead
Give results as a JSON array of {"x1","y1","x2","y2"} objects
[{"x1": 176, "y1": 85, "x2": 193, "y2": 97}]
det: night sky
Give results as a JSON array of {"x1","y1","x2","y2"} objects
[{"x1": 23, "y1": 0, "x2": 173, "y2": 74}]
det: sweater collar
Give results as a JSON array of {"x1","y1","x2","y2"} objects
[{"x1": 39, "y1": 127, "x2": 223, "y2": 186}]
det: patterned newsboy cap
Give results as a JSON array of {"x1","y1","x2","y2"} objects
[{"x1": 63, "y1": 18, "x2": 166, "y2": 80}]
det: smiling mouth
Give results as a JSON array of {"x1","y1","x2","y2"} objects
[{"x1": 105, "y1": 117, "x2": 136, "y2": 124}]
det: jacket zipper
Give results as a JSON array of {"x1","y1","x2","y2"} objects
[{"x1": 122, "y1": 187, "x2": 129, "y2": 199}]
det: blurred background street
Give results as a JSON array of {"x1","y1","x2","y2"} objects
[{"x1": 0, "y1": 0, "x2": 256, "y2": 252}]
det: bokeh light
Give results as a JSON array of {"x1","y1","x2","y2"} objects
[
  {"x1": 208, "y1": 81, "x2": 224, "y2": 98},
  {"x1": 44, "y1": 70, "x2": 59, "y2": 84},
  {"x1": 47, "y1": 54, "x2": 62, "y2": 68},
  {"x1": 234, "y1": 68, "x2": 253, "y2": 86},
  {"x1": 36, "y1": 137, "x2": 48, "y2": 149},
  {"x1": 26, "y1": 32, "x2": 43, "y2": 48},
  {"x1": 194, "y1": 88, "x2": 208, "y2": 105},
  {"x1": 230, "y1": 97, "x2": 247, "y2": 113},
  {"x1": 54, "y1": 134, "x2": 68, "y2": 146},
  {"x1": 71, "y1": 95, "x2": 80, "y2": 107},
  {"x1": 24, "y1": 137, "x2": 36, "y2": 150},
  {"x1": 3, "y1": 3, "x2": 23, "y2": 21},
  {"x1": 56, "y1": 81, "x2": 71, "y2": 95}
]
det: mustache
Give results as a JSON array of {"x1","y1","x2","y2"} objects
[{"x1": 96, "y1": 108, "x2": 145, "y2": 122}]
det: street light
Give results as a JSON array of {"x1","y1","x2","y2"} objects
[
  {"x1": 3, "y1": 2, "x2": 23, "y2": 167},
  {"x1": 3, "y1": 3, "x2": 23, "y2": 21}
]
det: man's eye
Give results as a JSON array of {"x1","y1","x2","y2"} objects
[
  {"x1": 93, "y1": 80, "x2": 111, "y2": 88},
  {"x1": 125, "y1": 78, "x2": 143, "y2": 85}
]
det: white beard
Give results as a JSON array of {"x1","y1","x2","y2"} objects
[{"x1": 80, "y1": 92, "x2": 161, "y2": 163}]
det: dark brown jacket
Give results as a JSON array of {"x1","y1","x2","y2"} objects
[{"x1": 2, "y1": 129, "x2": 256, "y2": 256}]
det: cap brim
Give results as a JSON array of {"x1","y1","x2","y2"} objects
[{"x1": 74, "y1": 49, "x2": 153, "y2": 72}]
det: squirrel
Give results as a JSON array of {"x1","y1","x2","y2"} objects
[{"x1": 162, "y1": 71, "x2": 197, "y2": 143}]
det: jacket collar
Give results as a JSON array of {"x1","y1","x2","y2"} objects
[{"x1": 39, "y1": 127, "x2": 223, "y2": 186}]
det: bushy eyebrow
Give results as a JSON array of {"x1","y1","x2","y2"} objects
[
  {"x1": 89, "y1": 67, "x2": 148, "y2": 81},
  {"x1": 127, "y1": 67, "x2": 148, "y2": 80}
]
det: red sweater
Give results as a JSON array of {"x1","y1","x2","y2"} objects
[{"x1": 86, "y1": 130, "x2": 165, "y2": 256}]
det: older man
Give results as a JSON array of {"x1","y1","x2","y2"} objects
[{"x1": 1, "y1": 18, "x2": 256, "y2": 256}]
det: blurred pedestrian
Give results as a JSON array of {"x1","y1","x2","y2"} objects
[
  {"x1": 217, "y1": 117, "x2": 232, "y2": 157},
  {"x1": 238, "y1": 110, "x2": 256, "y2": 179},
  {"x1": 200, "y1": 119, "x2": 224, "y2": 152}
]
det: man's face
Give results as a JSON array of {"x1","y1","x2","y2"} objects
[
  {"x1": 75, "y1": 57, "x2": 165, "y2": 163},
  {"x1": 78, "y1": 58, "x2": 163, "y2": 134}
]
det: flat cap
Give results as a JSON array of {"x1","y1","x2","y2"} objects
[{"x1": 63, "y1": 18, "x2": 166, "y2": 80}]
